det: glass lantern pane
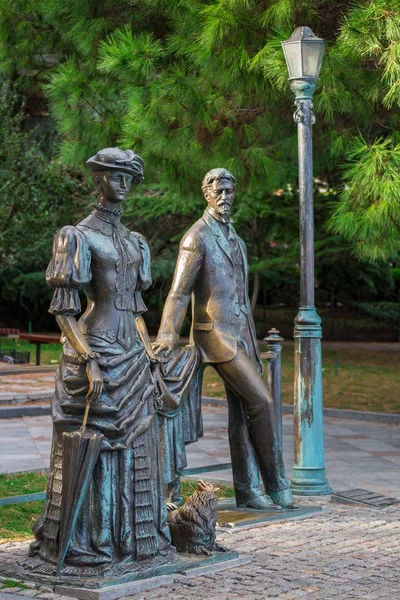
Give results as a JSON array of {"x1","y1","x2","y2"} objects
[
  {"x1": 316, "y1": 44, "x2": 325, "y2": 78},
  {"x1": 301, "y1": 41, "x2": 322, "y2": 77},
  {"x1": 283, "y1": 42, "x2": 302, "y2": 78}
]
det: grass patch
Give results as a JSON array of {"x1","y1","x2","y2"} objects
[
  {"x1": 0, "y1": 501, "x2": 44, "y2": 543},
  {"x1": 202, "y1": 344, "x2": 400, "y2": 414},
  {"x1": 0, "y1": 472, "x2": 48, "y2": 498},
  {"x1": 1, "y1": 579, "x2": 29, "y2": 590},
  {"x1": 181, "y1": 479, "x2": 235, "y2": 500},
  {"x1": 0, "y1": 339, "x2": 61, "y2": 365},
  {"x1": 0, "y1": 472, "x2": 48, "y2": 543},
  {"x1": 0, "y1": 472, "x2": 235, "y2": 543}
]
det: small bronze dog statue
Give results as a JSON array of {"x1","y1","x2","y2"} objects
[{"x1": 167, "y1": 480, "x2": 227, "y2": 556}]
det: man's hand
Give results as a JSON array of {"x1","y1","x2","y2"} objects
[
  {"x1": 152, "y1": 340, "x2": 176, "y2": 359},
  {"x1": 86, "y1": 359, "x2": 103, "y2": 402}
]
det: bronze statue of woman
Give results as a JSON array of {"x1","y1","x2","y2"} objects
[{"x1": 26, "y1": 148, "x2": 177, "y2": 578}]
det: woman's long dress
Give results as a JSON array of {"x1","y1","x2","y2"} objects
[{"x1": 25, "y1": 209, "x2": 175, "y2": 579}]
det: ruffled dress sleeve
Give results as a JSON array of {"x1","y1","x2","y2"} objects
[
  {"x1": 46, "y1": 226, "x2": 91, "y2": 316},
  {"x1": 131, "y1": 231, "x2": 152, "y2": 314}
]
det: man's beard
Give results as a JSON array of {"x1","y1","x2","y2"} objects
[{"x1": 216, "y1": 202, "x2": 231, "y2": 216}]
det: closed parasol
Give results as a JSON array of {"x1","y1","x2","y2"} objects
[{"x1": 56, "y1": 400, "x2": 103, "y2": 577}]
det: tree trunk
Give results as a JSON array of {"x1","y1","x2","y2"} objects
[
  {"x1": 329, "y1": 287, "x2": 335, "y2": 339},
  {"x1": 251, "y1": 271, "x2": 260, "y2": 313},
  {"x1": 262, "y1": 287, "x2": 267, "y2": 337},
  {"x1": 397, "y1": 288, "x2": 400, "y2": 343}
]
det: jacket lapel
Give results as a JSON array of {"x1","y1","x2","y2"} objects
[
  {"x1": 238, "y1": 237, "x2": 248, "y2": 292},
  {"x1": 202, "y1": 210, "x2": 233, "y2": 265}
]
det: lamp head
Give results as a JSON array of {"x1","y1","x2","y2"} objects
[{"x1": 282, "y1": 26, "x2": 324, "y2": 82}]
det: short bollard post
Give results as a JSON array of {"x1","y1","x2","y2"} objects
[{"x1": 264, "y1": 328, "x2": 284, "y2": 449}]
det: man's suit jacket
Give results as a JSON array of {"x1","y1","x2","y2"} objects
[{"x1": 158, "y1": 209, "x2": 262, "y2": 367}]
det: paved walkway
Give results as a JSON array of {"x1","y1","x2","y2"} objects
[
  {"x1": 1, "y1": 406, "x2": 400, "y2": 499},
  {"x1": 0, "y1": 373, "x2": 55, "y2": 396}
]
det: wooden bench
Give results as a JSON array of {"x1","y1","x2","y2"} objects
[{"x1": 19, "y1": 333, "x2": 61, "y2": 366}]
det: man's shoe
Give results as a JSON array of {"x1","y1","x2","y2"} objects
[
  {"x1": 268, "y1": 487, "x2": 299, "y2": 510},
  {"x1": 237, "y1": 494, "x2": 282, "y2": 511}
]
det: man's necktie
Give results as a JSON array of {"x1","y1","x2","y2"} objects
[{"x1": 227, "y1": 222, "x2": 236, "y2": 241}]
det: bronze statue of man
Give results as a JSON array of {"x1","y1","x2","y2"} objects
[{"x1": 153, "y1": 168, "x2": 297, "y2": 510}]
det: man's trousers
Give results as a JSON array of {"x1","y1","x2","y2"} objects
[{"x1": 214, "y1": 348, "x2": 288, "y2": 504}]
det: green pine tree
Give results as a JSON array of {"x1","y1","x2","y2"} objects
[
  {"x1": 0, "y1": 82, "x2": 92, "y2": 327},
  {"x1": 0, "y1": 0, "x2": 399, "y2": 329},
  {"x1": 1, "y1": 0, "x2": 399, "y2": 261}
]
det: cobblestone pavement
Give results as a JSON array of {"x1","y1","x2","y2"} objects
[{"x1": 0, "y1": 498, "x2": 399, "y2": 599}]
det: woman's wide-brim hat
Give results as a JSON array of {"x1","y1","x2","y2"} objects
[{"x1": 86, "y1": 147, "x2": 144, "y2": 178}]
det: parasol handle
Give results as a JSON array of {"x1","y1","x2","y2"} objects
[
  {"x1": 135, "y1": 316, "x2": 159, "y2": 363},
  {"x1": 81, "y1": 401, "x2": 91, "y2": 431}
]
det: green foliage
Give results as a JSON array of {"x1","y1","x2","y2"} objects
[
  {"x1": 352, "y1": 301, "x2": 400, "y2": 333},
  {"x1": 327, "y1": 1, "x2": 400, "y2": 259},
  {"x1": 0, "y1": 1, "x2": 313, "y2": 198},
  {"x1": 391, "y1": 267, "x2": 400, "y2": 284},
  {"x1": 0, "y1": 82, "x2": 93, "y2": 328},
  {"x1": 329, "y1": 136, "x2": 400, "y2": 260},
  {"x1": 317, "y1": 247, "x2": 395, "y2": 300},
  {"x1": 0, "y1": 0, "x2": 399, "y2": 262},
  {"x1": 0, "y1": 0, "x2": 399, "y2": 331},
  {"x1": 0, "y1": 84, "x2": 91, "y2": 270}
]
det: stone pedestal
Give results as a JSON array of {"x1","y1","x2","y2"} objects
[
  {"x1": 54, "y1": 554, "x2": 249, "y2": 600},
  {"x1": 0, "y1": 545, "x2": 248, "y2": 600}
]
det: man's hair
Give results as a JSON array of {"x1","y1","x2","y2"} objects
[{"x1": 201, "y1": 168, "x2": 236, "y2": 194}]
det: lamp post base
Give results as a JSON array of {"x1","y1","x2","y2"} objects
[
  {"x1": 291, "y1": 483, "x2": 333, "y2": 496},
  {"x1": 291, "y1": 467, "x2": 333, "y2": 496},
  {"x1": 293, "y1": 307, "x2": 332, "y2": 497}
]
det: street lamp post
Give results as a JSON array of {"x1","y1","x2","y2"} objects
[{"x1": 282, "y1": 26, "x2": 332, "y2": 495}]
